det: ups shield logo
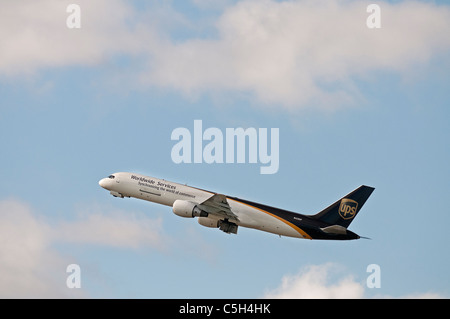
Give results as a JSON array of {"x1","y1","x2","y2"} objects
[{"x1": 339, "y1": 199, "x2": 358, "y2": 220}]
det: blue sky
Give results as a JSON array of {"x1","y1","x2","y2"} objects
[{"x1": 0, "y1": 0, "x2": 449, "y2": 298}]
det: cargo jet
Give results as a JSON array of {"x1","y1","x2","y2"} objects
[{"x1": 99, "y1": 172, "x2": 374, "y2": 240}]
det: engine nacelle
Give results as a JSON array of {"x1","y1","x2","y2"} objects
[
  {"x1": 198, "y1": 217, "x2": 219, "y2": 228},
  {"x1": 172, "y1": 200, "x2": 208, "y2": 218}
]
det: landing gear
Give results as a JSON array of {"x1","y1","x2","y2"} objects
[
  {"x1": 110, "y1": 191, "x2": 124, "y2": 198},
  {"x1": 218, "y1": 219, "x2": 238, "y2": 234}
]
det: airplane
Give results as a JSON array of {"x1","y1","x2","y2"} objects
[{"x1": 99, "y1": 172, "x2": 374, "y2": 240}]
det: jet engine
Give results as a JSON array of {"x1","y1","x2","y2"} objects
[
  {"x1": 172, "y1": 200, "x2": 208, "y2": 218},
  {"x1": 198, "y1": 216, "x2": 219, "y2": 228},
  {"x1": 198, "y1": 217, "x2": 238, "y2": 234}
]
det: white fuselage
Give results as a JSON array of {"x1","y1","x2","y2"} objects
[{"x1": 99, "y1": 172, "x2": 308, "y2": 239}]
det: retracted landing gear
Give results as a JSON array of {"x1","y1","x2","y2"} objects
[{"x1": 218, "y1": 219, "x2": 238, "y2": 234}]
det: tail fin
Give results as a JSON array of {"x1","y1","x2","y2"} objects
[{"x1": 312, "y1": 185, "x2": 375, "y2": 228}]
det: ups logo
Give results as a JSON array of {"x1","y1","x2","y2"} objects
[{"x1": 339, "y1": 199, "x2": 358, "y2": 220}]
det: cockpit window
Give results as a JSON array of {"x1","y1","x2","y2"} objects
[{"x1": 108, "y1": 175, "x2": 115, "y2": 179}]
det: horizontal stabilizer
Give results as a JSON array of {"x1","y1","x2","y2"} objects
[{"x1": 320, "y1": 225, "x2": 347, "y2": 235}]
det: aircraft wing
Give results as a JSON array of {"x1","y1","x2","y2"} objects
[{"x1": 197, "y1": 194, "x2": 239, "y2": 222}]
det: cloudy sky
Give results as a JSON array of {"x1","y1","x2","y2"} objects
[{"x1": 1, "y1": 0, "x2": 449, "y2": 298}]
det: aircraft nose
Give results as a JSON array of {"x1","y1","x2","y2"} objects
[{"x1": 99, "y1": 178, "x2": 109, "y2": 189}]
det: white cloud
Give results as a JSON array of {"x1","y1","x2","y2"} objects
[
  {"x1": 402, "y1": 292, "x2": 444, "y2": 299},
  {"x1": 0, "y1": 199, "x2": 166, "y2": 298},
  {"x1": 0, "y1": 199, "x2": 79, "y2": 297},
  {"x1": 264, "y1": 263, "x2": 365, "y2": 299},
  {"x1": 0, "y1": 0, "x2": 145, "y2": 76},
  {"x1": 142, "y1": 0, "x2": 450, "y2": 110},
  {"x1": 263, "y1": 263, "x2": 446, "y2": 299},
  {"x1": 2, "y1": 0, "x2": 450, "y2": 110},
  {"x1": 54, "y1": 206, "x2": 167, "y2": 250}
]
